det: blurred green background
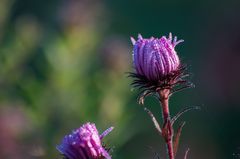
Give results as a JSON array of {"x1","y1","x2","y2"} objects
[{"x1": 0, "y1": 0, "x2": 240, "y2": 158}]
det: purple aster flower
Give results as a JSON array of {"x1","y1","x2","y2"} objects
[
  {"x1": 129, "y1": 33, "x2": 193, "y2": 103},
  {"x1": 131, "y1": 33, "x2": 183, "y2": 81},
  {"x1": 57, "y1": 123, "x2": 114, "y2": 159}
]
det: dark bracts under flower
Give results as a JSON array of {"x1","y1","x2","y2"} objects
[
  {"x1": 129, "y1": 65, "x2": 193, "y2": 102},
  {"x1": 57, "y1": 123, "x2": 113, "y2": 159}
]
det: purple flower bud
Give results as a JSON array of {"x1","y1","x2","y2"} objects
[
  {"x1": 131, "y1": 33, "x2": 184, "y2": 81},
  {"x1": 57, "y1": 123, "x2": 113, "y2": 159}
]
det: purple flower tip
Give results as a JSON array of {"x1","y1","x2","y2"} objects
[
  {"x1": 57, "y1": 123, "x2": 113, "y2": 159},
  {"x1": 131, "y1": 33, "x2": 183, "y2": 81},
  {"x1": 100, "y1": 127, "x2": 114, "y2": 140}
]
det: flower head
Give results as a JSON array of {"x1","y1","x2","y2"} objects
[
  {"x1": 129, "y1": 33, "x2": 192, "y2": 102},
  {"x1": 57, "y1": 123, "x2": 113, "y2": 159},
  {"x1": 131, "y1": 33, "x2": 183, "y2": 81}
]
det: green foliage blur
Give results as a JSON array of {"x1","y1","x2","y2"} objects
[{"x1": 0, "y1": 0, "x2": 240, "y2": 159}]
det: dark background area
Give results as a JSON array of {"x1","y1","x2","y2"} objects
[{"x1": 0, "y1": 0, "x2": 240, "y2": 158}]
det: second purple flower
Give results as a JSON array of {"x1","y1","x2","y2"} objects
[{"x1": 57, "y1": 123, "x2": 113, "y2": 159}]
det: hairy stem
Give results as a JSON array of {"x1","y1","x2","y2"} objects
[{"x1": 159, "y1": 89, "x2": 174, "y2": 159}]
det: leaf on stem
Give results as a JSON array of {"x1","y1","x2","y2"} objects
[
  {"x1": 171, "y1": 106, "x2": 201, "y2": 125},
  {"x1": 173, "y1": 122, "x2": 186, "y2": 157},
  {"x1": 184, "y1": 148, "x2": 190, "y2": 159},
  {"x1": 144, "y1": 107, "x2": 162, "y2": 135}
]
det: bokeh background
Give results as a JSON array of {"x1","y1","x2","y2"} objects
[{"x1": 0, "y1": 0, "x2": 240, "y2": 158}]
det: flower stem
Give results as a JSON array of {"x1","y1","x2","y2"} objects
[{"x1": 159, "y1": 89, "x2": 174, "y2": 159}]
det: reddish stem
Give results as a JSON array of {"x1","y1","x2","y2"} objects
[
  {"x1": 159, "y1": 89, "x2": 174, "y2": 159},
  {"x1": 161, "y1": 97, "x2": 170, "y2": 120}
]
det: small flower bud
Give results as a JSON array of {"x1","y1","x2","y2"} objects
[{"x1": 57, "y1": 123, "x2": 113, "y2": 159}]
